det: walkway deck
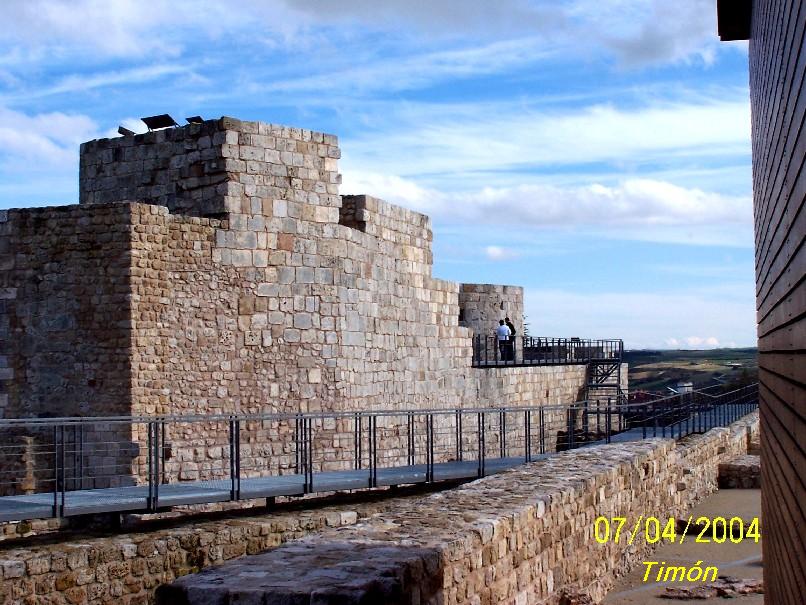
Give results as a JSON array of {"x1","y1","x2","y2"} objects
[
  {"x1": 0, "y1": 385, "x2": 759, "y2": 524},
  {"x1": 0, "y1": 456, "x2": 537, "y2": 523}
]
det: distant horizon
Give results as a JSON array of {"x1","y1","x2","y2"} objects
[{"x1": 623, "y1": 346, "x2": 757, "y2": 352}]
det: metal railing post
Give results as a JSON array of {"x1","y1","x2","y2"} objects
[
  {"x1": 653, "y1": 401, "x2": 658, "y2": 437},
  {"x1": 525, "y1": 410, "x2": 531, "y2": 462},
  {"x1": 456, "y1": 409, "x2": 463, "y2": 462},
  {"x1": 160, "y1": 419, "x2": 167, "y2": 484},
  {"x1": 146, "y1": 422, "x2": 153, "y2": 511},
  {"x1": 294, "y1": 415, "x2": 301, "y2": 475},
  {"x1": 426, "y1": 413, "x2": 434, "y2": 482},
  {"x1": 152, "y1": 420, "x2": 161, "y2": 510},
  {"x1": 369, "y1": 415, "x2": 377, "y2": 488},
  {"x1": 539, "y1": 407, "x2": 545, "y2": 454},
  {"x1": 477, "y1": 411, "x2": 486, "y2": 477},
  {"x1": 354, "y1": 412, "x2": 361, "y2": 470},
  {"x1": 500, "y1": 409, "x2": 506, "y2": 458},
  {"x1": 229, "y1": 417, "x2": 241, "y2": 501},
  {"x1": 305, "y1": 417, "x2": 314, "y2": 493},
  {"x1": 52, "y1": 426, "x2": 60, "y2": 518},
  {"x1": 358, "y1": 413, "x2": 364, "y2": 469},
  {"x1": 60, "y1": 425, "x2": 66, "y2": 515},
  {"x1": 606, "y1": 399, "x2": 612, "y2": 444},
  {"x1": 229, "y1": 417, "x2": 236, "y2": 500},
  {"x1": 407, "y1": 411, "x2": 414, "y2": 466}
]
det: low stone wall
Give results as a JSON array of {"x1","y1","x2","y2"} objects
[
  {"x1": 718, "y1": 454, "x2": 761, "y2": 489},
  {"x1": 0, "y1": 413, "x2": 758, "y2": 605},
  {"x1": 0, "y1": 506, "x2": 363, "y2": 605}
]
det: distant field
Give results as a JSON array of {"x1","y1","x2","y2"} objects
[{"x1": 624, "y1": 348, "x2": 758, "y2": 394}]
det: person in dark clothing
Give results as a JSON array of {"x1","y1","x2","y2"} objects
[{"x1": 505, "y1": 317, "x2": 517, "y2": 361}]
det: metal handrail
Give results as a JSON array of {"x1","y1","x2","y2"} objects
[
  {"x1": 471, "y1": 335, "x2": 623, "y2": 367},
  {"x1": 0, "y1": 384, "x2": 758, "y2": 523},
  {"x1": 0, "y1": 384, "x2": 750, "y2": 427}
]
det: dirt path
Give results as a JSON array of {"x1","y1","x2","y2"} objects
[{"x1": 603, "y1": 489, "x2": 763, "y2": 604}]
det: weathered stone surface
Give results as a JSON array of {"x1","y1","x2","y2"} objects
[
  {"x1": 661, "y1": 576, "x2": 764, "y2": 599},
  {"x1": 717, "y1": 454, "x2": 761, "y2": 489},
  {"x1": 0, "y1": 502, "x2": 363, "y2": 605},
  {"x1": 0, "y1": 118, "x2": 593, "y2": 492},
  {"x1": 155, "y1": 541, "x2": 443, "y2": 605},
  {"x1": 459, "y1": 283, "x2": 524, "y2": 339},
  {"x1": 158, "y1": 414, "x2": 759, "y2": 605}
]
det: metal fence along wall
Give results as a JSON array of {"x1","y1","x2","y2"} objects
[{"x1": 0, "y1": 384, "x2": 758, "y2": 523}]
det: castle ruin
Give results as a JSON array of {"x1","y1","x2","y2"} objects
[{"x1": 0, "y1": 117, "x2": 602, "y2": 489}]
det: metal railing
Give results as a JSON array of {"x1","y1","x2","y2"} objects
[
  {"x1": 0, "y1": 384, "x2": 757, "y2": 523},
  {"x1": 472, "y1": 336, "x2": 623, "y2": 367}
]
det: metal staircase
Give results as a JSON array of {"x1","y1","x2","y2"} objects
[{"x1": 584, "y1": 341, "x2": 625, "y2": 404}]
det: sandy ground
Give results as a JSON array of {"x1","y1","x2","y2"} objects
[{"x1": 603, "y1": 489, "x2": 763, "y2": 604}]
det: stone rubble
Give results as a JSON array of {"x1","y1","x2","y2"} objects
[{"x1": 661, "y1": 577, "x2": 764, "y2": 600}]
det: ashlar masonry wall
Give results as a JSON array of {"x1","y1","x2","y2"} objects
[
  {"x1": 1, "y1": 117, "x2": 595, "y2": 489},
  {"x1": 459, "y1": 283, "x2": 524, "y2": 339}
]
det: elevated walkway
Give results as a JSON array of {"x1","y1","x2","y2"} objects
[{"x1": 0, "y1": 384, "x2": 758, "y2": 524}]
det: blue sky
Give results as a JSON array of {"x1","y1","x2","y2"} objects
[{"x1": 0, "y1": 0, "x2": 754, "y2": 349}]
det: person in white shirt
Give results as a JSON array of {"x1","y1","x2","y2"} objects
[{"x1": 495, "y1": 319, "x2": 511, "y2": 361}]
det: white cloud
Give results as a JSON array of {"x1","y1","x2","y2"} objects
[
  {"x1": 665, "y1": 336, "x2": 722, "y2": 348},
  {"x1": 291, "y1": 0, "x2": 724, "y2": 67},
  {"x1": 0, "y1": 0, "x2": 184, "y2": 58},
  {"x1": 101, "y1": 116, "x2": 148, "y2": 139},
  {"x1": 340, "y1": 96, "x2": 751, "y2": 181},
  {"x1": 254, "y1": 38, "x2": 554, "y2": 95},
  {"x1": 342, "y1": 172, "x2": 752, "y2": 246},
  {"x1": 0, "y1": 0, "x2": 735, "y2": 72},
  {"x1": 287, "y1": 0, "x2": 562, "y2": 38},
  {"x1": 36, "y1": 64, "x2": 192, "y2": 98},
  {"x1": 484, "y1": 246, "x2": 520, "y2": 261},
  {"x1": 0, "y1": 106, "x2": 98, "y2": 168},
  {"x1": 569, "y1": 0, "x2": 722, "y2": 67}
]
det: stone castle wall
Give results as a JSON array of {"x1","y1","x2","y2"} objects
[
  {"x1": 458, "y1": 283, "x2": 524, "y2": 339},
  {"x1": 0, "y1": 117, "x2": 606, "y2": 489},
  {"x1": 0, "y1": 205, "x2": 140, "y2": 493},
  {"x1": 0, "y1": 204, "x2": 133, "y2": 420}
]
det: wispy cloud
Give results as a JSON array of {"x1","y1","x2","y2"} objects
[
  {"x1": 30, "y1": 64, "x2": 193, "y2": 98},
  {"x1": 340, "y1": 95, "x2": 751, "y2": 181},
  {"x1": 0, "y1": 0, "x2": 737, "y2": 73},
  {"x1": 254, "y1": 38, "x2": 555, "y2": 95},
  {"x1": 0, "y1": 105, "x2": 98, "y2": 168},
  {"x1": 343, "y1": 172, "x2": 752, "y2": 246},
  {"x1": 290, "y1": 0, "x2": 727, "y2": 67}
]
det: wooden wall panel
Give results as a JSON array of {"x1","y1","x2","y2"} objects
[{"x1": 748, "y1": 1, "x2": 806, "y2": 603}]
